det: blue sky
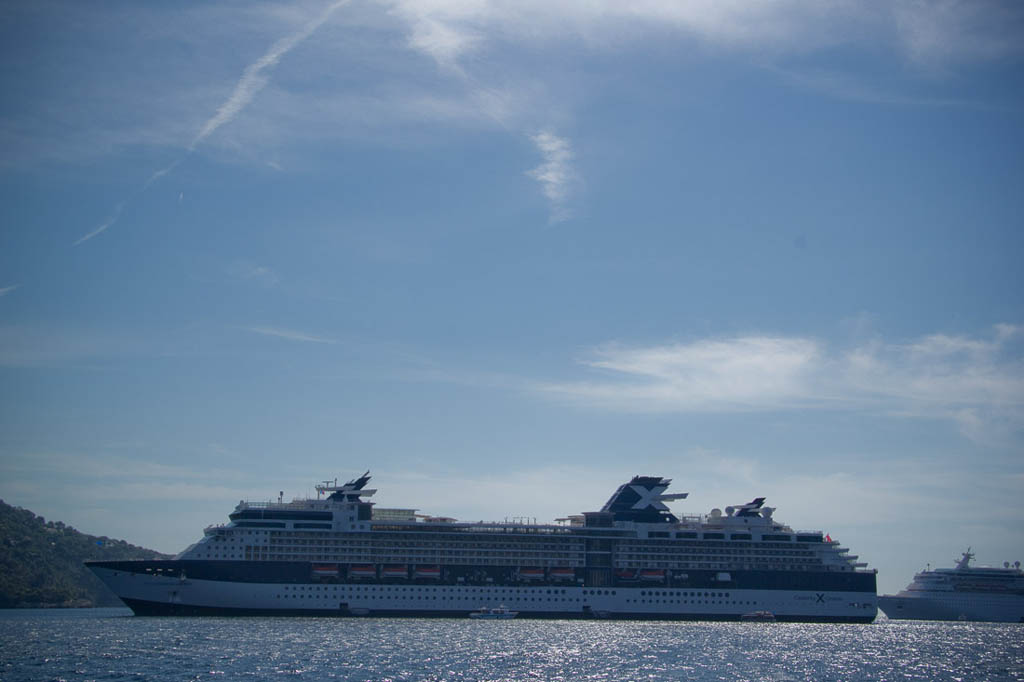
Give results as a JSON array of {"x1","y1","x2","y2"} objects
[{"x1": 1, "y1": 0, "x2": 1023, "y2": 594}]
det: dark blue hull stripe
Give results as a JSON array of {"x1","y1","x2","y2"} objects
[
  {"x1": 121, "y1": 598, "x2": 874, "y2": 623},
  {"x1": 89, "y1": 560, "x2": 876, "y2": 593}
]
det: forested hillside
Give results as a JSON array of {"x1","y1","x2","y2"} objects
[{"x1": 0, "y1": 499, "x2": 170, "y2": 607}]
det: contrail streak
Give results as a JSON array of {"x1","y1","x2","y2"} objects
[
  {"x1": 74, "y1": 1, "x2": 347, "y2": 246},
  {"x1": 189, "y1": 0, "x2": 349, "y2": 151},
  {"x1": 143, "y1": 159, "x2": 182, "y2": 189},
  {"x1": 74, "y1": 202, "x2": 124, "y2": 246}
]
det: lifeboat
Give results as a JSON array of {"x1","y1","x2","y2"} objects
[
  {"x1": 348, "y1": 564, "x2": 376, "y2": 578},
  {"x1": 382, "y1": 564, "x2": 409, "y2": 578},
  {"x1": 311, "y1": 563, "x2": 339, "y2": 577},
  {"x1": 414, "y1": 565, "x2": 441, "y2": 579}
]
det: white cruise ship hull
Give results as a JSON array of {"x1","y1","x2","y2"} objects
[
  {"x1": 88, "y1": 473, "x2": 878, "y2": 622},
  {"x1": 879, "y1": 593, "x2": 1024, "y2": 623},
  {"x1": 90, "y1": 564, "x2": 876, "y2": 622}
]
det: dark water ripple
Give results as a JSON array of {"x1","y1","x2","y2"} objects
[{"x1": 1, "y1": 609, "x2": 1022, "y2": 681}]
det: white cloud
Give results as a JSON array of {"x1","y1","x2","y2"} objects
[
  {"x1": 545, "y1": 335, "x2": 823, "y2": 411},
  {"x1": 540, "y1": 326, "x2": 1024, "y2": 442},
  {"x1": 385, "y1": 0, "x2": 1024, "y2": 68},
  {"x1": 403, "y1": 13, "x2": 483, "y2": 69},
  {"x1": 9, "y1": 0, "x2": 1018, "y2": 171},
  {"x1": 0, "y1": 284, "x2": 21, "y2": 297},
  {"x1": 240, "y1": 325, "x2": 336, "y2": 344},
  {"x1": 893, "y1": 0, "x2": 1024, "y2": 64},
  {"x1": 526, "y1": 131, "x2": 576, "y2": 223}
]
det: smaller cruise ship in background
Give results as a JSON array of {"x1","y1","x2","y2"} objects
[{"x1": 879, "y1": 549, "x2": 1024, "y2": 622}]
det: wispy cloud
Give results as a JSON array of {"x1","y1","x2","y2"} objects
[
  {"x1": 769, "y1": 66, "x2": 1008, "y2": 110},
  {"x1": 73, "y1": 202, "x2": 124, "y2": 246},
  {"x1": 0, "y1": 450, "x2": 287, "y2": 550},
  {"x1": 0, "y1": 284, "x2": 21, "y2": 297},
  {"x1": 540, "y1": 325, "x2": 1024, "y2": 442},
  {"x1": 240, "y1": 325, "x2": 336, "y2": 344},
  {"x1": 143, "y1": 159, "x2": 183, "y2": 189},
  {"x1": 190, "y1": 0, "x2": 349, "y2": 151},
  {"x1": 226, "y1": 260, "x2": 280, "y2": 286},
  {"x1": 527, "y1": 131, "x2": 577, "y2": 223},
  {"x1": 544, "y1": 336, "x2": 824, "y2": 412},
  {"x1": 388, "y1": 1, "x2": 1024, "y2": 68},
  {"x1": 11, "y1": 1, "x2": 1019, "y2": 171},
  {"x1": 70, "y1": 1, "x2": 349, "y2": 247},
  {"x1": 893, "y1": 0, "x2": 1024, "y2": 65}
]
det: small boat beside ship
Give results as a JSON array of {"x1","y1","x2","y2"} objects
[
  {"x1": 739, "y1": 610, "x2": 776, "y2": 622},
  {"x1": 469, "y1": 605, "x2": 518, "y2": 619}
]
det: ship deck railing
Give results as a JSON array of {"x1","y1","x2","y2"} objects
[{"x1": 236, "y1": 500, "x2": 336, "y2": 511}]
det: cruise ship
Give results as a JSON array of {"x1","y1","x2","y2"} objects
[
  {"x1": 879, "y1": 549, "x2": 1024, "y2": 622},
  {"x1": 87, "y1": 473, "x2": 877, "y2": 621}
]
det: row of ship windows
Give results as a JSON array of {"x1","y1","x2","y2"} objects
[
  {"x1": 274, "y1": 593, "x2": 758, "y2": 607},
  {"x1": 240, "y1": 557, "x2": 574, "y2": 565},
  {"x1": 238, "y1": 557, "x2": 818, "y2": 566},
  {"x1": 256, "y1": 538, "x2": 808, "y2": 548},
  {"x1": 230, "y1": 541, "x2": 818, "y2": 555},
  {"x1": 234, "y1": 556, "x2": 818, "y2": 567},
  {"x1": 239, "y1": 544, "x2": 815, "y2": 557},
  {"x1": 243, "y1": 551, "x2": 583, "y2": 560},
  {"x1": 238, "y1": 551, "x2": 817, "y2": 562},
  {"x1": 280, "y1": 585, "x2": 734, "y2": 599},
  {"x1": 370, "y1": 525, "x2": 580, "y2": 536},
  {"x1": 619, "y1": 547, "x2": 815, "y2": 555},
  {"x1": 236, "y1": 552, "x2": 820, "y2": 562},
  {"x1": 239, "y1": 542, "x2": 814, "y2": 556},
  {"x1": 618, "y1": 558, "x2": 818, "y2": 566},
  {"x1": 225, "y1": 528, "x2": 809, "y2": 541},
  {"x1": 264, "y1": 541, "x2": 584, "y2": 551},
  {"x1": 221, "y1": 531, "x2": 816, "y2": 549},
  {"x1": 198, "y1": 556, "x2": 823, "y2": 573},
  {"x1": 246, "y1": 545, "x2": 816, "y2": 558},
  {"x1": 244, "y1": 548, "x2": 582, "y2": 557},
  {"x1": 614, "y1": 552, "x2": 815, "y2": 557}
]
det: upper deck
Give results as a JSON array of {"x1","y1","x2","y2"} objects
[{"x1": 186, "y1": 472, "x2": 871, "y2": 577}]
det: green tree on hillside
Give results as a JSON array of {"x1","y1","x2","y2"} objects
[{"x1": 0, "y1": 500, "x2": 170, "y2": 607}]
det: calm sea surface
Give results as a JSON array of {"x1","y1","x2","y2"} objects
[{"x1": 1, "y1": 608, "x2": 1022, "y2": 682}]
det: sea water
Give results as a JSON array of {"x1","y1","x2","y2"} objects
[{"x1": 1, "y1": 609, "x2": 1022, "y2": 681}]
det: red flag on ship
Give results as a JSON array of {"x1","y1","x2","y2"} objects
[{"x1": 825, "y1": 534, "x2": 832, "y2": 543}]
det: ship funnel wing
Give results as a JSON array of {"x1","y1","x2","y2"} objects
[
  {"x1": 320, "y1": 471, "x2": 376, "y2": 501},
  {"x1": 600, "y1": 476, "x2": 687, "y2": 523},
  {"x1": 734, "y1": 497, "x2": 766, "y2": 517}
]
